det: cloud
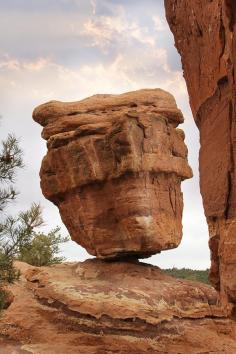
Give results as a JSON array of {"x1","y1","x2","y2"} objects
[
  {"x1": 0, "y1": 56, "x2": 51, "y2": 72},
  {"x1": 152, "y1": 15, "x2": 167, "y2": 31},
  {"x1": 0, "y1": 43, "x2": 186, "y2": 107},
  {"x1": 82, "y1": 11, "x2": 156, "y2": 51}
]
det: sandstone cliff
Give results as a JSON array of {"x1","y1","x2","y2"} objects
[
  {"x1": 165, "y1": 0, "x2": 236, "y2": 314},
  {"x1": 33, "y1": 89, "x2": 192, "y2": 259}
]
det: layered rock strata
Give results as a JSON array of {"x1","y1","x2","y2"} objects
[
  {"x1": 1, "y1": 261, "x2": 236, "y2": 353},
  {"x1": 33, "y1": 89, "x2": 192, "y2": 259},
  {"x1": 165, "y1": 0, "x2": 236, "y2": 314}
]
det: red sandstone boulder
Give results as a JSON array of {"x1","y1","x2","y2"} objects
[{"x1": 33, "y1": 89, "x2": 192, "y2": 259}]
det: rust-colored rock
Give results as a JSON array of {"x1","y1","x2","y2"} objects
[
  {"x1": 33, "y1": 89, "x2": 192, "y2": 259},
  {"x1": 1, "y1": 261, "x2": 236, "y2": 353},
  {"x1": 165, "y1": 0, "x2": 236, "y2": 312}
]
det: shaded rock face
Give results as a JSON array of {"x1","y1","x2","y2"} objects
[
  {"x1": 33, "y1": 89, "x2": 192, "y2": 259},
  {"x1": 165, "y1": 0, "x2": 236, "y2": 312},
  {"x1": 1, "y1": 261, "x2": 236, "y2": 353}
]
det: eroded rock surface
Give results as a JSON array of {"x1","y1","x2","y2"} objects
[
  {"x1": 1, "y1": 261, "x2": 236, "y2": 353},
  {"x1": 33, "y1": 89, "x2": 192, "y2": 259},
  {"x1": 165, "y1": 0, "x2": 236, "y2": 313}
]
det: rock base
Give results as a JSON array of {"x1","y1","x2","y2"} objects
[{"x1": 1, "y1": 261, "x2": 236, "y2": 353}]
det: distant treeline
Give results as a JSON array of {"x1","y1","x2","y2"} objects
[{"x1": 164, "y1": 268, "x2": 209, "y2": 284}]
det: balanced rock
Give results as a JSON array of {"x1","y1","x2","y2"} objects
[
  {"x1": 165, "y1": 0, "x2": 236, "y2": 313},
  {"x1": 33, "y1": 89, "x2": 192, "y2": 259}
]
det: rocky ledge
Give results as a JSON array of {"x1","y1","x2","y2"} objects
[{"x1": 1, "y1": 261, "x2": 236, "y2": 354}]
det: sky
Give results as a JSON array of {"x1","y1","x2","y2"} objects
[{"x1": 0, "y1": 0, "x2": 210, "y2": 269}]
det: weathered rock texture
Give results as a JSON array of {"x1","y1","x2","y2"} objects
[
  {"x1": 33, "y1": 89, "x2": 192, "y2": 259},
  {"x1": 1, "y1": 261, "x2": 236, "y2": 353},
  {"x1": 165, "y1": 0, "x2": 236, "y2": 314}
]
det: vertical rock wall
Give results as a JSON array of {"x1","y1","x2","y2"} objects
[{"x1": 165, "y1": 0, "x2": 236, "y2": 313}]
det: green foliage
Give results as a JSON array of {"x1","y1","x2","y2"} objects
[
  {"x1": 0, "y1": 203, "x2": 69, "y2": 267},
  {"x1": 0, "y1": 134, "x2": 23, "y2": 212},
  {"x1": 0, "y1": 252, "x2": 19, "y2": 311},
  {"x1": 0, "y1": 133, "x2": 23, "y2": 310},
  {"x1": 0, "y1": 201, "x2": 68, "y2": 309},
  {"x1": 17, "y1": 227, "x2": 69, "y2": 267},
  {"x1": 0, "y1": 253, "x2": 19, "y2": 310},
  {"x1": 0, "y1": 289, "x2": 7, "y2": 311},
  {"x1": 0, "y1": 131, "x2": 69, "y2": 310},
  {"x1": 0, "y1": 252, "x2": 20, "y2": 283},
  {"x1": 164, "y1": 268, "x2": 209, "y2": 284},
  {"x1": 0, "y1": 203, "x2": 44, "y2": 258}
]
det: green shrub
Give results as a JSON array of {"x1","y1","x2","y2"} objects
[
  {"x1": 0, "y1": 252, "x2": 20, "y2": 283},
  {"x1": 1, "y1": 203, "x2": 69, "y2": 267},
  {"x1": 0, "y1": 131, "x2": 69, "y2": 311},
  {"x1": 164, "y1": 267, "x2": 209, "y2": 284},
  {"x1": 17, "y1": 227, "x2": 69, "y2": 267},
  {"x1": 0, "y1": 133, "x2": 23, "y2": 310},
  {"x1": 0, "y1": 289, "x2": 7, "y2": 311}
]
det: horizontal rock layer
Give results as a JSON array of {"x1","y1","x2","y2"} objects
[
  {"x1": 165, "y1": 0, "x2": 236, "y2": 313},
  {"x1": 1, "y1": 261, "x2": 236, "y2": 353},
  {"x1": 33, "y1": 89, "x2": 192, "y2": 259}
]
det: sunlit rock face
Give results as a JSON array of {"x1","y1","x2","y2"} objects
[
  {"x1": 165, "y1": 0, "x2": 236, "y2": 312},
  {"x1": 2, "y1": 261, "x2": 236, "y2": 353},
  {"x1": 33, "y1": 89, "x2": 192, "y2": 259}
]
